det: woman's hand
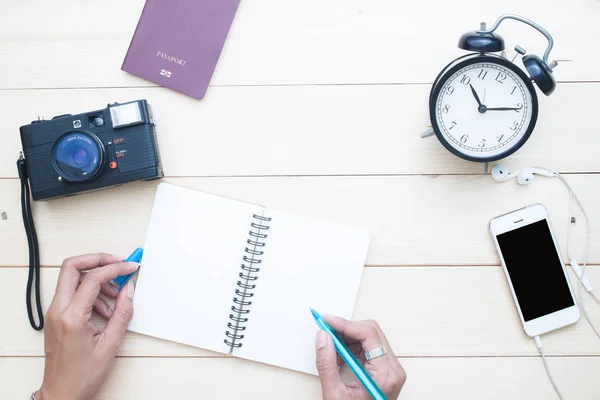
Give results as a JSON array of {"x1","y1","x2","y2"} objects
[
  {"x1": 37, "y1": 254, "x2": 139, "y2": 400},
  {"x1": 315, "y1": 316, "x2": 406, "y2": 400}
]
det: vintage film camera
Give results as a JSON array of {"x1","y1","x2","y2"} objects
[{"x1": 20, "y1": 100, "x2": 163, "y2": 200}]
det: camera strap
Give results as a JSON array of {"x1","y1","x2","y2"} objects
[{"x1": 16, "y1": 153, "x2": 44, "y2": 331}]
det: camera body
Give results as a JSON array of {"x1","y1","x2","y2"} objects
[{"x1": 20, "y1": 100, "x2": 163, "y2": 200}]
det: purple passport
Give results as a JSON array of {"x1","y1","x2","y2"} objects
[{"x1": 122, "y1": 0, "x2": 241, "y2": 99}]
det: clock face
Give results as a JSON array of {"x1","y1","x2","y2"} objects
[{"x1": 431, "y1": 56, "x2": 538, "y2": 161}]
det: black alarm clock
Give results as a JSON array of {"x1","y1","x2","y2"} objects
[{"x1": 421, "y1": 14, "x2": 558, "y2": 163}]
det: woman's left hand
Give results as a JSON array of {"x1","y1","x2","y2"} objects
[{"x1": 37, "y1": 253, "x2": 138, "y2": 400}]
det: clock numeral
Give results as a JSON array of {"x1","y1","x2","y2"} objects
[
  {"x1": 495, "y1": 72, "x2": 507, "y2": 84},
  {"x1": 477, "y1": 69, "x2": 488, "y2": 80},
  {"x1": 460, "y1": 134, "x2": 468, "y2": 143},
  {"x1": 446, "y1": 86, "x2": 455, "y2": 95},
  {"x1": 510, "y1": 86, "x2": 517, "y2": 95},
  {"x1": 497, "y1": 135, "x2": 504, "y2": 143},
  {"x1": 478, "y1": 139, "x2": 486, "y2": 148},
  {"x1": 442, "y1": 104, "x2": 451, "y2": 113},
  {"x1": 449, "y1": 121, "x2": 457, "y2": 130},
  {"x1": 514, "y1": 103, "x2": 523, "y2": 113},
  {"x1": 509, "y1": 122, "x2": 519, "y2": 131},
  {"x1": 460, "y1": 75, "x2": 471, "y2": 85}
]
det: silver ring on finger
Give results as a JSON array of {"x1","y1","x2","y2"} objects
[{"x1": 365, "y1": 346, "x2": 387, "y2": 361}]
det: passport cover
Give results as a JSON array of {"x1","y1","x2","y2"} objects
[{"x1": 122, "y1": 0, "x2": 241, "y2": 99}]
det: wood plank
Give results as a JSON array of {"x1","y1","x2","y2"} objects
[
  {"x1": 3, "y1": 83, "x2": 599, "y2": 178},
  {"x1": 2, "y1": 267, "x2": 599, "y2": 357},
  {"x1": 0, "y1": 175, "x2": 597, "y2": 267},
  {"x1": 2, "y1": 356, "x2": 600, "y2": 399},
  {"x1": 0, "y1": 1, "x2": 598, "y2": 88}
]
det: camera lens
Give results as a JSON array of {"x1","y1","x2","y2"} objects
[{"x1": 52, "y1": 132, "x2": 105, "y2": 182}]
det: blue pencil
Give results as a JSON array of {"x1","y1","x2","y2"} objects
[
  {"x1": 113, "y1": 247, "x2": 143, "y2": 290},
  {"x1": 311, "y1": 309, "x2": 387, "y2": 400}
]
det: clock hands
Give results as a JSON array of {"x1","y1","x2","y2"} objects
[
  {"x1": 467, "y1": 84, "x2": 522, "y2": 113},
  {"x1": 485, "y1": 106, "x2": 522, "y2": 111},
  {"x1": 469, "y1": 84, "x2": 489, "y2": 114},
  {"x1": 469, "y1": 84, "x2": 482, "y2": 106}
]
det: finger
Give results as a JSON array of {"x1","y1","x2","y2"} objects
[
  {"x1": 79, "y1": 273, "x2": 120, "y2": 299},
  {"x1": 101, "y1": 282, "x2": 120, "y2": 298},
  {"x1": 325, "y1": 316, "x2": 385, "y2": 351},
  {"x1": 324, "y1": 316, "x2": 392, "y2": 369},
  {"x1": 100, "y1": 280, "x2": 135, "y2": 354},
  {"x1": 347, "y1": 342, "x2": 364, "y2": 359},
  {"x1": 93, "y1": 297, "x2": 114, "y2": 319},
  {"x1": 338, "y1": 331, "x2": 360, "y2": 345},
  {"x1": 360, "y1": 320, "x2": 403, "y2": 372},
  {"x1": 315, "y1": 330, "x2": 342, "y2": 398},
  {"x1": 70, "y1": 262, "x2": 138, "y2": 314},
  {"x1": 360, "y1": 321, "x2": 406, "y2": 379},
  {"x1": 55, "y1": 253, "x2": 122, "y2": 309},
  {"x1": 333, "y1": 318, "x2": 407, "y2": 394}
]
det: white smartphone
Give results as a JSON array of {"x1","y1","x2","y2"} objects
[{"x1": 489, "y1": 203, "x2": 580, "y2": 337}]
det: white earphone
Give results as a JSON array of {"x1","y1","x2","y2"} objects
[{"x1": 491, "y1": 165, "x2": 556, "y2": 185}]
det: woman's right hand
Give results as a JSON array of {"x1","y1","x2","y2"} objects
[{"x1": 315, "y1": 316, "x2": 406, "y2": 400}]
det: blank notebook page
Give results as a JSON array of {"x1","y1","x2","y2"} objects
[
  {"x1": 129, "y1": 183, "x2": 264, "y2": 355},
  {"x1": 235, "y1": 208, "x2": 371, "y2": 375}
]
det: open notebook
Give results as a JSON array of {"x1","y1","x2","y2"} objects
[{"x1": 129, "y1": 182, "x2": 371, "y2": 375}]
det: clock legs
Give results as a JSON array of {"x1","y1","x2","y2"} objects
[{"x1": 421, "y1": 128, "x2": 435, "y2": 138}]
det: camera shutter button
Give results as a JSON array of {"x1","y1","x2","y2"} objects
[{"x1": 52, "y1": 114, "x2": 72, "y2": 120}]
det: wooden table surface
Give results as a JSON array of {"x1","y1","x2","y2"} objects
[{"x1": 2, "y1": 1, "x2": 600, "y2": 398}]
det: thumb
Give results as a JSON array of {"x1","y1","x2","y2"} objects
[
  {"x1": 315, "y1": 330, "x2": 342, "y2": 398},
  {"x1": 100, "y1": 280, "x2": 135, "y2": 353}
]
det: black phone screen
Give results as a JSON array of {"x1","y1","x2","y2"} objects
[{"x1": 496, "y1": 219, "x2": 574, "y2": 322}]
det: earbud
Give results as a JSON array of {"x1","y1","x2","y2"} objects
[
  {"x1": 516, "y1": 169, "x2": 535, "y2": 185},
  {"x1": 490, "y1": 165, "x2": 514, "y2": 181},
  {"x1": 491, "y1": 165, "x2": 555, "y2": 185}
]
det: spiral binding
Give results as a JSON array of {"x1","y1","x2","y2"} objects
[{"x1": 224, "y1": 213, "x2": 271, "y2": 350}]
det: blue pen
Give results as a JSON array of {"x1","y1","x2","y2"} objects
[
  {"x1": 113, "y1": 248, "x2": 143, "y2": 290},
  {"x1": 311, "y1": 309, "x2": 387, "y2": 400}
]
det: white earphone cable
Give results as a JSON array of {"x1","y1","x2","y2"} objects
[
  {"x1": 545, "y1": 169, "x2": 599, "y2": 339},
  {"x1": 534, "y1": 335, "x2": 565, "y2": 400}
]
